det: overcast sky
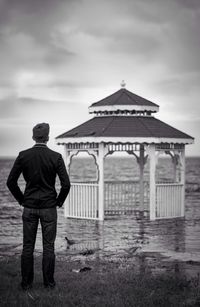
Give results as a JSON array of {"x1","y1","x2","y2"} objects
[{"x1": 0, "y1": 0, "x2": 199, "y2": 157}]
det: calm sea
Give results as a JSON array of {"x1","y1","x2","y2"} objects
[{"x1": 0, "y1": 156, "x2": 200, "y2": 275}]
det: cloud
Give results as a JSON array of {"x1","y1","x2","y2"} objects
[
  {"x1": 1, "y1": 0, "x2": 199, "y2": 91},
  {"x1": 154, "y1": 72, "x2": 200, "y2": 97},
  {"x1": 0, "y1": 0, "x2": 77, "y2": 89},
  {"x1": 0, "y1": 95, "x2": 88, "y2": 122},
  {"x1": 0, "y1": 94, "x2": 89, "y2": 156},
  {"x1": 0, "y1": 0, "x2": 200, "y2": 156},
  {"x1": 0, "y1": 0, "x2": 80, "y2": 59},
  {"x1": 174, "y1": 0, "x2": 200, "y2": 10},
  {"x1": 160, "y1": 10, "x2": 200, "y2": 74}
]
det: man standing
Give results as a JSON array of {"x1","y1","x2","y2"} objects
[{"x1": 7, "y1": 123, "x2": 71, "y2": 290}]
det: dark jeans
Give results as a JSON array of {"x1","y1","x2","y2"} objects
[{"x1": 21, "y1": 207, "x2": 57, "y2": 287}]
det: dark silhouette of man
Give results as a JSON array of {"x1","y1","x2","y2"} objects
[{"x1": 7, "y1": 123, "x2": 71, "y2": 290}]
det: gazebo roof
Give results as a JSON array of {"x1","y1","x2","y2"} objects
[
  {"x1": 56, "y1": 86, "x2": 194, "y2": 145},
  {"x1": 56, "y1": 115, "x2": 193, "y2": 143},
  {"x1": 89, "y1": 88, "x2": 159, "y2": 113}
]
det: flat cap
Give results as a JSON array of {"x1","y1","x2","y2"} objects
[{"x1": 33, "y1": 123, "x2": 50, "y2": 141}]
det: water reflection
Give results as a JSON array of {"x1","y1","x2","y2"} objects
[{"x1": 56, "y1": 200, "x2": 200, "y2": 277}]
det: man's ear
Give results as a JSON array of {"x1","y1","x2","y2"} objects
[{"x1": 32, "y1": 136, "x2": 35, "y2": 141}]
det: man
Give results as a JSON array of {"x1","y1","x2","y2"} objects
[{"x1": 7, "y1": 123, "x2": 71, "y2": 290}]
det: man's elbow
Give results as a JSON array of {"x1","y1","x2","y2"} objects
[
  {"x1": 6, "y1": 178, "x2": 12, "y2": 190},
  {"x1": 7, "y1": 177, "x2": 17, "y2": 191},
  {"x1": 65, "y1": 182, "x2": 71, "y2": 192}
]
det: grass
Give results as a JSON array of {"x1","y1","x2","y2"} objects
[{"x1": 0, "y1": 255, "x2": 200, "y2": 307}]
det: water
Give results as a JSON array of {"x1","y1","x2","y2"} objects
[{"x1": 0, "y1": 156, "x2": 200, "y2": 276}]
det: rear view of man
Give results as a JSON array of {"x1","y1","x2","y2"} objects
[{"x1": 7, "y1": 123, "x2": 71, "y2": 290}]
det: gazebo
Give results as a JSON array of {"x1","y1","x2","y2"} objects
[{"x1": 56, "y1": 82, "x2": 194, "y2": 221}]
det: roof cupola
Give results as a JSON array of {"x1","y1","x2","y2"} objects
[{"x1": 89, "y1": 83, "x2": 159, "y2": 116}]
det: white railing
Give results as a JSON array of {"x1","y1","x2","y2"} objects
[
  {"x1": 156, "y1": 183, "x2": 184, "y2": 219},
  {"x1": 65, "y1": 183, "x2": 99, "y2": 220},
  {"x1": 104, "y1": 181, "x2": 149, "y2": 214},
  {"x1": 65, "y1": 182, "x2": 184, "y2": 220}
]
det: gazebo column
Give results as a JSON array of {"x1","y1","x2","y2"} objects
[
  {"x1": 148, "y1": 144, "x2": 156, "y2": 220},
  {"x1": 97, "y1": 143, "x2": 105, "y2": 221},
  {"x1": 180, "y1": 148, "x2": 185, "y2": 217},
  {"x1": 138, "y1": 145, "x2": 147, "y2": 211},
  {"x1": 63, "y1": 144, "x2": 71, "y2": 173},
  {"x1": 166, "y1": 151, "x2": 180, "y2": 182},
  {"x1": 139, "y1": 145, "x2": 144, "y2": 211},
  {"x1": 62, "y1": 144, "x2": 71, "y2": 217},
  {"x1": 173, "y1": 154, "x2": 179, "y2": 183},
  {"x1": 129, "y1": 145, "x2": 148, "y2": 211}
]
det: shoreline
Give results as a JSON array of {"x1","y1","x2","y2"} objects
[{"x1": 1, "y1": 244, "x2": 200, "y2": 278}]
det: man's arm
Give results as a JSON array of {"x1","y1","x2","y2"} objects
[
  {"x1": 6, "y1": 154, "x2": 24, "y2": 205},
  {"x1": 56, "y1": 154, "x2": 71, "y2": 207}
]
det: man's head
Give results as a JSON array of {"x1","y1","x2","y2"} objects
[{"x1": 32, "y1": 123, "x2": 50, "y2": 143}]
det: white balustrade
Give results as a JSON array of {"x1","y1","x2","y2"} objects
[
  {"x1": 156, "y1": 183, "x2": 184, "y2": 219},
  {"x1": 65, "y1": 183, "x2": 99, "y2": 220},
  {"x1": 104, "y1": 181, "x2": 149, "y2": 214},
  {"x1": 65, "y1": 181, "x2": 184, "y2": 220}
]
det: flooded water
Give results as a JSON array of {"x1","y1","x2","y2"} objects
[{"x1": 0, "y1": 156, "x2": 200, "y2": 277}]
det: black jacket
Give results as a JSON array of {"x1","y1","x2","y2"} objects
[{"x1": 7, "y1": 144, "x2": 71, "y2": 209}]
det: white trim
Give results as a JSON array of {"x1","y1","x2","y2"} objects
[
  {"x1": 89, "y1": 105, "x2": 159, "y2": 113},
  {"x1": 156, "y1": 183, "x2": 184, "y2": 187},
  {"x1": 70, "y1": 183, "x2": 98, "y2": 187},
  {"x1": 92, "y1": 113, "x2": 153, "y2": 117},
  {"x1": 56, "y1": 136, "x2": 194, "y2": 145}
]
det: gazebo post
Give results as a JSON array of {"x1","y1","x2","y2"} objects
[
  {"x1": 139, "y1": 144, "x2": 145, "y2": 211},
  {"x1": 98, "y1": 142, "x2": 105, "y2": 221},
  {"x1": 170, "y1": 152, "x2": 179, "y2": 183},
  {"x1": 63, "y1": 144, "x2": 71, "y2": 217},
  {"x1": 149, "y1": 144, "x2": 156, "y2": 220},
  {"x1": 173, "y1": 154, "x2": 179, "y2": 183},
  {"x1": 180, "y1": 147, "x2": 185, "y2": 217},
  {"x1": 63, "y1": 144, "x2": 70, "y2": 173}
]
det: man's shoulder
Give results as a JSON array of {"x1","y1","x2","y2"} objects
[
  {"x1": 18, "y1": 146, "x2": 62, "y2": 159},
  {"x1": 19, "y1": 147, "x2": 33, "y2": 155},
  {"x1": 46, "y1": 147, "x2": 62, "y2": 158}
]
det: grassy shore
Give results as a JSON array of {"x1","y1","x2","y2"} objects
[{"x1": 0, "y1": 255, "x2": 200, "y2": 307}]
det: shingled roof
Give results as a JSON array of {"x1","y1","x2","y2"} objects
[
  {"x1": 90, "y1": 88, "x2": 159, "y2": 108},
  {"x1": 56, "y1": 116, "x2": 193, "y2": 140},
  {"x1": 56, "y1": 86, "x2": 194, "y2": 144},
  {"x1": 89, "y1": 88, "x2": 159, "y2": 113}
]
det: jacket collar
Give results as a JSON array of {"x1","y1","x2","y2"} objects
[{"x1": 33, "y1": 143, "x2": 47, "y2": 148}]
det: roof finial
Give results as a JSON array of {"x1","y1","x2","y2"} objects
[{"x1": 121, "y1": 80, "x2": 126, "y2": 88}]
